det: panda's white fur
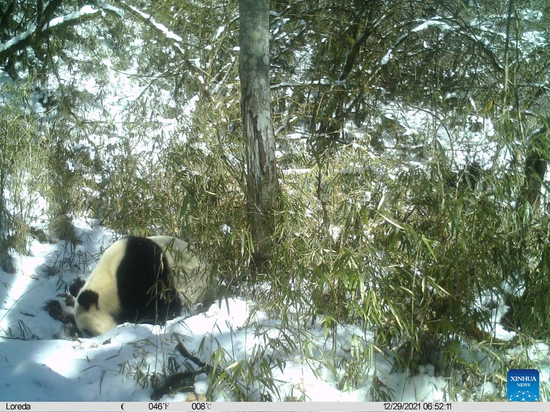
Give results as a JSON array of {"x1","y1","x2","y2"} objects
[{"x1": 72, "y1": 236, "x2": 212, "y2": 337}]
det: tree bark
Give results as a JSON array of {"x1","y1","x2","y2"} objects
[{"x1": 239, "y1": 0, "x2": 279, "y2": 270}]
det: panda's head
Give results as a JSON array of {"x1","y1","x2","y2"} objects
[
  {"x1": 71, "y1": 238, "x2": 127, "y2": 338},
  {"x1": 73, "y1": 288, "x2": 118, "y2": 338}
]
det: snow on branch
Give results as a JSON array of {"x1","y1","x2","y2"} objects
[
  {"x1": 96, "y1": 0, "x2": 125, "y2": 18},
  {"x1": 270, "y1": 79, "x2": 334, "y2": 89},
  {"x1": 0, "y1": 3, "x2": 124, "y2": 61},
  {"x1": 116, "y1": 0, "x2": 182, "y2": 42},
  {"x1": 113, "y1": 0, "x2": 202, "y2": 77},
  {"x1": 411, "y1": 18, "x2": 452, "y2": 33},
  {"x1": 0, "y1": 24, "x2": 37, "y2": 55},
  {"x1": 45, "y1": 5, "x2": 103, "y2": 31}
]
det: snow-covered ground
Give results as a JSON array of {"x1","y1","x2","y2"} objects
[{"x1": 1, "y1": 219, "x2": 549, "y2": 402}]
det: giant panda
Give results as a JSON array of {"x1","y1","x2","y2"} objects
[{"x1": 71, "y1": 236, "x2": 213, "y2": 337}]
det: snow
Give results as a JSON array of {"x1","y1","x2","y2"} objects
[
  {"x1": 96, "y1": 1, "x2": 125, "y2": 18},
  {"x1": 0, "y1": 4, "x2": 124, "y2": 54},
  {"x1": 380, "y1": 50, "x2": 393, "y2": 66},
  {"x1": 373, "y1": 101, "x2": 498, "y2": 168},
  {"x1": 411, "y1": 19, "x2": 452, "y2": 34},
  {"x1": 214, "y1": 25, "x2": 226, "y2": 41},
  {"x1": 522, "y1": 31, "x2": 547, "y2": 48},
  {"x1": 121, "y1": 1, "x2": 182, "y2": 42},
  {"x1": 45, "y1": 6, "x2": 99, "y2": 30},
  {"x1": 0, "y1": 24, "x2": 37, "y2": 53},
  {"x1": 1, "y1": 219, "x2": 549, "y2": 402}
]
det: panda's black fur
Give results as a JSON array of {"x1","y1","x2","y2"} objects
[
  {"x1": 69, "y1": 277, "x2": 86, "y2": 298},
  {"x1": 116, "y1": 236, "x2": 179, "y2": 323},
  {"x1": 71, "y1": 236, "x2": 212, "y2": 337}
]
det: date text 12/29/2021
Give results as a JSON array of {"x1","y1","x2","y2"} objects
[{"x1": 383, "y1": 403, "x2": 453, "y2": 411}]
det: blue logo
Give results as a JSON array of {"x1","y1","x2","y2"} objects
[{"x1": 507, "y1": 369, "x2": 539, "y2": 402}]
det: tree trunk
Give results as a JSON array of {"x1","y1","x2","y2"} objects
[
  {"x1": 502, "y1": 0, "x2": 514, "y2": 115},
  {"x1": 239, "y1": 0, "x2": 279, "y2": 271},
  {"x1": 524, "y1": 130, "x2": 548, "y2": 211}
]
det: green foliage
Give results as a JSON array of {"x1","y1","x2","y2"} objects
[{"x1": 0, "y1": 81, "x2": 42, "y2": 271}]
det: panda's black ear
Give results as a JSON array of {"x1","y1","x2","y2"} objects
[
  {"x1": 77, "y1": 290, "x2": 100, "y2": 310},
  {"x1": 69, "y1": 277, "x2": 86, "y2": 297}
]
